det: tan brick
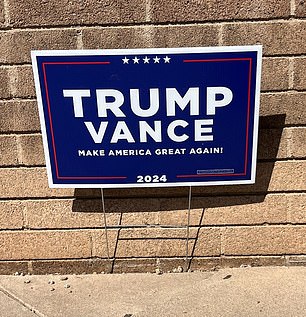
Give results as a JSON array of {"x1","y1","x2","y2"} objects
[
  {"x1": 120, "y1": 207, "x2": 202, "y2": 227},
  {"x1": 152, "y1": 25, "x2": 219, "y2": 48},
  {"x1": 261, "y1": 58, "x2": 289, "y2": 92},
  {"x1": 82, "y1": 27, "x2": 148, "y2": 49},
  {"x1": 0, "y1": 2, "x2": 4, "y2": 27},
  {"x1": 8, "y1": 0, "x2": 146, "y2": 27},
  {"x1": 293, "y1": 57, "x2": 306, "y2": 90},
  {"x1": 24, "y1": 199, "x2": 120, "y2": 229},
  {"x1": 0, "y1": 29, "x2": 78, "y2": 64},
  {"x1": 223, "y1": 226, "x2": 306, "y2": 255},
  {"x1": 268, "y1": 161, "x2": 306, "y2": 192},
  {"x1": 200, "y1": 194, "x2": 289, "y2": 226},
  {"x1": 115, "y1": 239, "x2": 195, "y2": 258},
  {"x1": 119, "y1": 228, "x2": 197, "y2": 239},
  {"x1": 0, "y1": 167, "x2": 73, "y2": 198},
  {"x1": 161, "y1": 194, "x2": 294, "y2": 226},
  {"x1": 223, "y1": 21, "x2": 306, "y2": 56},
  {"x1": 0, "y1": 135, "x2": 18, "y2": 166},
  {"x1": 257, "y1": 128, "x2": 289, "y2": 160},
  {"x1": 121, "y1": 212, "x2": 160, "y2": 226},
  {"x1": 288, "y1": 194, "x2": 306, "y2": 224},
  {"x1": 82, "y1": 24, "x2": 219, "y2": 49},
  {"x1": 193, "y1": 227, "x2": 221, "y2": 257},
  {"x1": 289, "y1": 127, "x2": 306, "y2": 158},
  {"x1": 151, "y1": 0, "x2": 290, "y2": 23},
  {"x1": 0, "y1": 68, "x2": 10, "y2": 99},
  {"x1": 259, "y1": 127, "x2": 306, "y2": 160},
  {"x1": 105, "y1": 197, "x2": 160, "y2": 213},
  {"x1": 0, "y1": 230, "x2": 92, "y2": 260},
  {"x1": 0, "y1": 201, "x2": 24, "y2": 229},
  {"x1": 296, "y1": 0, "x2": 306, "y2": 16},
  {"x1": 0, "y1": 100, "x2": 40, "y2": 133},
  {"x1": 9, "y1": 66, "x2": 36, "y2": 99},
  {"x1": 159, "y1": 198, "x2": 208, "y2": 226},
  {"x1": 158, "y1": 209, "x2": 203, "y2": 226},
  {"x1": 260, "y1": 92, "x2": 306, "y2": 127},
  {"x1": 17, "y1": 134, "x2": 45, "y2": 166},
  {"x1": 73, "y1": 197, "x2": 161, "y2": 227},
  {"x1": 91, "y1": 229, "x2": 119, "y2": 258}
]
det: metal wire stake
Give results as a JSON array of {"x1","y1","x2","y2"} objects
[
  {"x1": 185, "y1": 185, "x2": 192, "y2": 272},
  {"x1": 101, "y1": 188, "x2": 110, "y2": 260}
]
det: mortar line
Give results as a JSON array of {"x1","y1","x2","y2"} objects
[
  {"x1": 28, "y1": 261, "x2": 33, "y2": 275},
  {"x1": 0, "y1": 17, "x2": 305, "y2": 36},
  {"x1": 7, "y1": 66, "x2": 17, "y2": 98},
  {"x1": 21, "y1": 193, "x2": 28, "y2": 229},
  {"x1": 3, "y1": 0, "x2": 10, "y2": 27},
  {"x1": 290, "y1": 0, "x2": 296, "y2": 16},
  {"x1": 145, "y1": 0, "x2": 152, "y2": 23},
  {"x1": 0, "y1": 17, "x2": 306, "y2": 33},
  {"x1": 15, "y1": 135, "x2": 23, "y2": 165},
  {"x1": 287, "y1": 128, "x2": 294, "y2": 161},
  {"x1": 0, "y1": 285, "x2": 48, "y2": 317},
  {"x1": 286, "y1": 192, "x2": 292, "y2": 224},
  {"x1": 218, "y1": 23, "x2": 224, "y2": 46},
  {"x1": 220, "y1": 227, "x2": 225, "y2": 256},
  {"x1": 288, "y1": 57, "x2": 295, "y2": 89},
  {"x1": 76, "y1": 27, "x2": 83, "y2": 49}
]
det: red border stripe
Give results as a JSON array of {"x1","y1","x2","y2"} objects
[
  {"x1": 43, "y1": 61, "x2": 127, "y2": 181},
  {"x1": 177, "y1": 57, "x2": 253, "y2": 179}
]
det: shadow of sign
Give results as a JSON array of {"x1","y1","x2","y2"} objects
[
  {"x1": 73, "y1": 114, "x2": 286, "y2": 209},
  {"x1": 72, "y1": 114, "x2": 286, "y2": 271}
]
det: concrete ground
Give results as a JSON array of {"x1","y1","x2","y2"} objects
[{"x1": 0, "y1": 266, "x2": 305, "y2": 317}]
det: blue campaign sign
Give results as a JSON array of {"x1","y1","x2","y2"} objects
[{"x1": 31, "y1": 46, "x2": 262, "y2": 188}]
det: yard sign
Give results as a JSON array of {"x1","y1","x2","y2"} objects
[{"x1": 31, "y1": 46, "x2": 262, "y2": 188}]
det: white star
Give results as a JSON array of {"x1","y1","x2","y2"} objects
[
  {"x1": 122, "y1": 56, "x2": 129, "y2": 64},
  {"x1": 143, "y1": 56, "x2": 150, "y2": 64},
  {"x1": 153, "y1": 56, "x2": 160, "y2": 63},
  {"x1": 133, "y1": 56, "x2": 140, "y2": 64},
  {"x1": 163, "y1": 56, "x2": 171, "y2": 63}
]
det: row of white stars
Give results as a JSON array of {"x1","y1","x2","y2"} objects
[{"x1": 122, "y1": 56, "x2": 171, "y2": 64}]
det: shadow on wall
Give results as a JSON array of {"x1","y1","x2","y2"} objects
[
  {"x1": 72, "y1": 114, "x2": 286, "y2": 213},
  {"x1": 71, "y1": 114, "x2": 285, "y2": 271}
]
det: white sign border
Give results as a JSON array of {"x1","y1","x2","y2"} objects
[{"x1": 31, "y1": 45, "x2": 262, "y2": 189}]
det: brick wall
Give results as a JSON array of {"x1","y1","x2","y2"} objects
[{"x1": 0, "y1": 0, "x2": 305, "y2": 274}]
